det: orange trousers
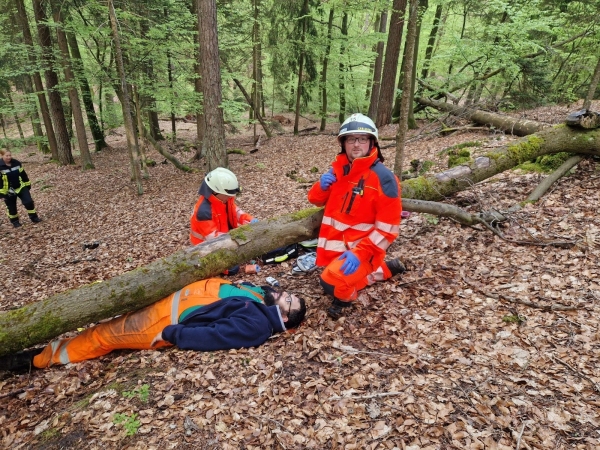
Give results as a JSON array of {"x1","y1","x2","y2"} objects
[
  {"x1": 319, "y1": 257, "x2": 392, "y2": 302},
  {"x1": 33, "y1": 279, "x2": 229, "y2": 368}
]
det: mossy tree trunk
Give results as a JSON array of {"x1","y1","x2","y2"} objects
[
  {"x1": 402, "y1": 125, "x2": 600, "y2": 201},
  {"x1": 0, "y1": 210, "x2": 324, "y2": 357}
]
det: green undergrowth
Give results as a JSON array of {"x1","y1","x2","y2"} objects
[{"x1": 518, "y1": 152, "x2": 572, "y2": 173}]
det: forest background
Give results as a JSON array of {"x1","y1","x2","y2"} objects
[{"x1": 0, "y1": 0, "x2": 599, "y2": 449}]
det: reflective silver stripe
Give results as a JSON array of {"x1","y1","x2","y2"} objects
[
  {"x1": 322, "y1": 216, "x2": 373, "y2": 232},
  {"x1": 49, "y1": 340, "x2": 61, "y2": 362},
  {"x1": 375, "y1": 220, "x2": 400, "y2": 234},
  {"x1": 170, "y1": 290, "x2": 183, "y2": 324},
  {"x1": 236, "y1": 208, "x2": 247, "y2": 220},
  {"x1": 318, "y1": 238, "x2": 349, "y2": 253},
  {"x1": 367, "y1": 266, "x2": 385, "y2": 285},
  {"x1": 190, "y1": 230, "x2": 205, "y2": 240},
  {"x1": 368, "y1": 230, "x2": 390, "y2": 250},
  {"x1": 59, "y1": 340, "x2": 71, "y2": 364}
]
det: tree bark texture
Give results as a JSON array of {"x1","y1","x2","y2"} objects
[
  {"x1": 0, "y1": 210, "x2": 323, "y2": 356},
  {"x1": 416, "y1": 97, "x2": 550, "y2": 136},
  {"x1": 402, "y1": 125, "x2": 600, "y2": 201},
  {"x1": 14, "y1": 0, "x2": 57, "y2": 157},
  {"x1": 33, "y1": 0, "x2": 73, "y2": 163},
  {"x1": 375, "y1": 0, "x2": 407, "y2": 127},
  {"x1": 32, "y1": 0, "x2": 73, "y2": 165},
  {"x1": 293, "y1": 0, "x2": 309, "y2": 135},
  {"x1": 420, "y1": 3, "x2": 442, "y2": 80},
  {"x1": 367, "y1": 9, "x2": 388, "y2": 120},
  {"x1": 393, "y1": 0, "x2": 419, "y2": 176},
  {"x1": 320, "y1": 8, "x2": 334, "y2": 131},
  {"x1": 51, "y1": 0, "x2": 94, "y2": 170},
  {"x1": 232, "y1": 79, "x2": 271, "y2": 137},
  {"x1": 406, "y1": 0, "x2": 426, "y2": 129},
  {"x1": 108, "y1": 0, "x2": 143, "y2": 194},
  {"x1": 66, "y1": 32, "x2": 108, "y2": 152},
  {"x1": 338, "y1": 12, "x2": 348, "y2": 123},
  {"x1": 583, "y1": 56, "x2": 600, "y2": 111},
  {"x1": 198, "y1": 0, "x2": 228, "y2": 170},
  {"x1": 193, "y1": 0, "x2": 204, "y2": 157}
]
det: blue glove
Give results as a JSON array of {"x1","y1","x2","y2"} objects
[
  {"x1": 250, "y1": 219, "x2": 259, "y2": 223},
  {"x1": 319, "y1": 169, "x2": 336, "y2": 191},
  {"x1": 338, "y1": 251, "x2": 360, "y2": 276}
]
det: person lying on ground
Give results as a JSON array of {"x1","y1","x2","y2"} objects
[{"x1": 1, "y1": 278, "x2": 306, "y2": 372}]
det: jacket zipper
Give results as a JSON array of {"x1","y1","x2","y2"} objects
[{"x1": 345, "y1": 178, "x2": 365, "y2": 214}]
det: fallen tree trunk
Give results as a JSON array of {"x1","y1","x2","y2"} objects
[
  {"x1": 401, "y1": 123, "x2": 600, "y2": 201},
  {"x1": 0, "y1": 209, "x2": 323, "y2": 357},
  {"x1": 415, "y1": 97, "x2": 549, "y2": 136}
]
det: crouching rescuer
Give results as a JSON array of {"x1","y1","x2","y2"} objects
[{"x1": 308, "y1": 113, "x2": 406, "y2": 320}]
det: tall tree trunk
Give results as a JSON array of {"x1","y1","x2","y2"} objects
[
  {"x1": 165, "y1": 7, "x2": 176, "y2": 142},
  {"x1": 447, "y1": 4, "x2": 468, "y2": 76},
  {"x1": 365, "y1": 13, "x2": 381, "y2": 102},
  {"x1": 338, "y1": 12, "x2": 348, "y2": 123},
  {"x1": 66, "y1": 32, "x2": 108, "y2": 152},
  {"x1": 198, "y1": 0, "x2": 227, "y2": 170},
  {"x1": 367, "y1": 9, "x2": 388, "y2": 119},
  {"x1": 0, "y1": 211, "x2": 324, "y2": 356},
  {"x1": 32, "y1": 0, "x2": 73, "y2": 165},
  {"x1": 252, "y1": 0, "x2": 260, "y2": 137},
  {"x1": 51, "y1": 0, "x2": 94, "y2": 170},
  {"x1": 583, "y1": 56, "x2": 600, "y2": 111},
  {"x1": 15, "y1": 0, "x2": 58, "y2": 158},
  {"x1": 320, "y1": 8, "x2": 334, "y2": 131},
  {"x1": 136, "y1": 6, "x2": 163, "y2": 143},
  {"x1": 406, "y1": 0, "x2": 427, "y2": 129},
  {"x1": 6, "y1": 91, "x2": 24, "y2": 139},
  {"x1": 375, "y1": 0, "x2": 407, "y2": 127},
  {"x1": 192, "y1": 0, "x2": 204, "y2": 159},
  {"x1": 0, "y1": 113, "x2": 7, "y2": 139},
  {"x1": 21, "y1": 74, "x2": 50, "y2": 153},
  {"x1": 420, "y1": 3, "x2": 442, "y2": 80},
  {"x1": 394, "y1": 0, "x2": 419, "y2": 176},
  {"x1": 294, "y1": 0, "x2": 310, "y2": 135},
  {"x1": 108, "y1": 0, "x2": 143, "y2": 194}
]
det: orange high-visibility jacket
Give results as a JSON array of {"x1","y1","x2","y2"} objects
[
  {"x1": 307, "y1": 148, "x2": 402, "y2": 269},
  {"x1": 190, "y1": 181, "x2": 254, "y2": 245}
]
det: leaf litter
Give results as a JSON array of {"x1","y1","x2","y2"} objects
[{"x1": 0, "y1": 105, "x2": 599, "y2": 449}]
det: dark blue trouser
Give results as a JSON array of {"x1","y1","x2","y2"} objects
[{"x1": 4, "y1": 188, "x2": 37, "y2": 223}]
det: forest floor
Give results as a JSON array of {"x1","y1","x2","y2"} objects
[{"x1": 0, "y1": 102, "x2": 599, "y2": 450}]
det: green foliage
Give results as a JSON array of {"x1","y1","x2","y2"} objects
[
  {"x1": 122, "y1": 384, "x2": 150, "y2": 403},
  {"x1": 448, "y1": 149, "x2": 472, "y2": 168},
  {"x1": 439, "y1": 141, "x2": 482, "y2": 156},
  {"x1": 518, "y1": 152, "x2": 572, "y2": 173},
  {"x1": 409, "y1": 159, "x2": 434, "y2": 175},
  {"x1": 424, "y1": 213, "x2": 439, "y2": 225},
  {"x1": 502, "y1": 314, "x2": 526, "y2": 324},
  {"x1": 113, "y1": 413, "x2": 141, "y2": 436}
]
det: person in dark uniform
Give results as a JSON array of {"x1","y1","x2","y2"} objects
[{"x1": 0, "y1": 149, "x2": 41, "y2": 228}]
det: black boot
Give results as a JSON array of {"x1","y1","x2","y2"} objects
[
  {"x1": 327, "y1": 298, "x2": 353, "y2": 320},
  {"x1": 11, "y1": 220, "x2": 22, "y2": 228},
  {"x1": 385, "y1": 258, "x2": 406, "y2": 276},
  {"x1": 0, "y1": 348, "x2": 43, "y2": 373},
  {"x1": 30, "y1": 215, "x2": 42, "y2": 223}
]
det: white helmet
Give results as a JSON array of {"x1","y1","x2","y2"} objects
[
  {"x1": 204, "y1": 167, "x2": 240, "y2": 196},
  {"x1": 337, "y1": 113, "x2": 378, "y2": 143}
]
